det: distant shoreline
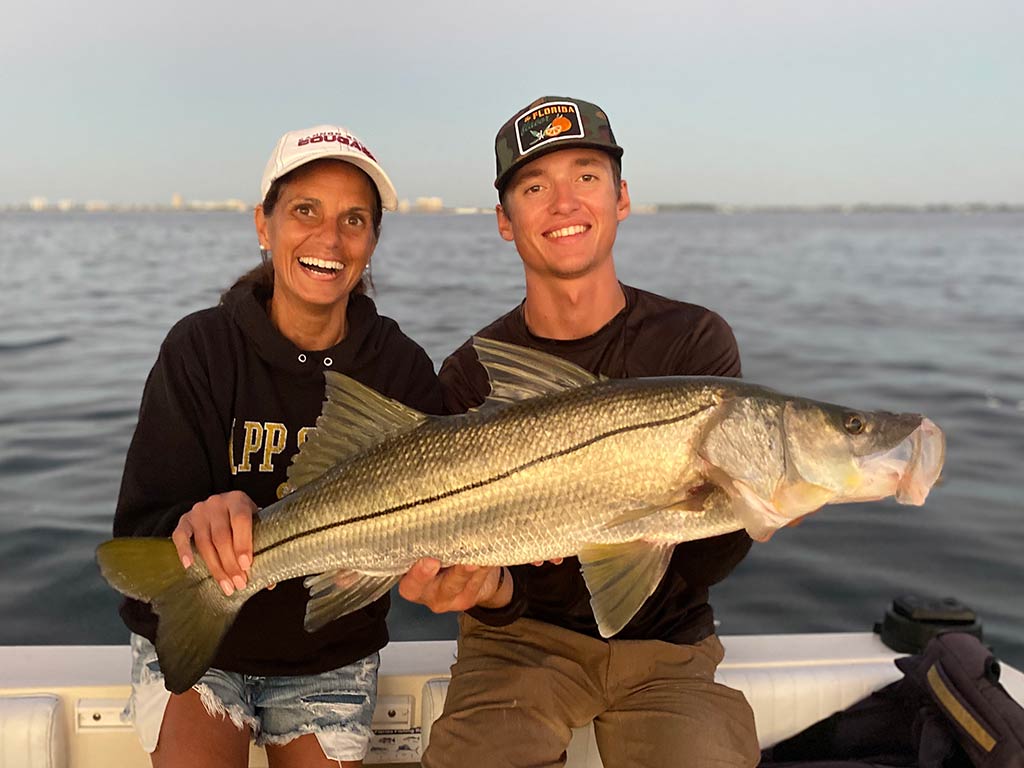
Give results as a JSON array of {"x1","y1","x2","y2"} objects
[
  {"x1": 647, "y1": 202, "x2": 1024, "y2": 215},
  {"x1": 2, "y1": 202, "x2": 1022, "y2": 215}
]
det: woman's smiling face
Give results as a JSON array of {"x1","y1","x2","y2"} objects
[{"x1": 256, "y1": 159, "x2": 379, "y2": 316}]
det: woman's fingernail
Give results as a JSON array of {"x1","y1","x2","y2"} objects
[
  {"x1": 232, "y1": 575, "x2": 247, "y2": 591},
  {"x1": 220, "y1": 579, "x2": 234, "y2": 596},
  {"x1": 238, "y1": 555, "x2": 251, "y2": 571},
  {"x1": 181, "y1": 555, "x2": 192, "y2": 569}
]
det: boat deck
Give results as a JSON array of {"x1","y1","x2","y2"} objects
[{"x1": 2, "y1": 633, "x2": 1021, "y2": 766}]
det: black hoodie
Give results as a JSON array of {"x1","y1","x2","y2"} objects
[{"x1": 114, "y1": 282, "x2": 443, "y2": 676}]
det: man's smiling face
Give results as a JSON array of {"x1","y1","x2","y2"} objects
[{"x1": 496, "y1": 148, "x2": 630, "y2": 282}]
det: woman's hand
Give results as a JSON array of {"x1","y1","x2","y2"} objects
[
  {"x1": 399, "y1": 558, "x2": 510, "y2": 613},
  {"x1": 171, "y1": 490, "x2": 257, "y2": 596}
]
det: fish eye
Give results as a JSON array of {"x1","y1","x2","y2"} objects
[{"x1": 843, "y1": 413, "x2": 865, "y2": 434}]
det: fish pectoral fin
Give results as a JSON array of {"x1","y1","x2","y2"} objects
[
  {"x1": 286, "y1": 373, "x2": 428, "y2": 491},
  {"x1": 578, "y1": 540, "x2": 676, "y2": 638},
  {"x1": 96, "y1": 538, "x2": 239, "y2": 694},
  {"x1": 302, "y1": 568, "x2": 402, "y2": 633},
  {"x1": 471, "y1": 336, "x2": 602, "y2": 408},
  {"x1": 602, "y1": 485, "x2": 718, "y2": 531},
  {"x1": 601, "y1": 504, "x2": 670, "y2": 530}
]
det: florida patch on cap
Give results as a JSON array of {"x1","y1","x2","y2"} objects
[
  {"x1": 494, "y1": 95, "x2": 623, "y2": 192},
  {"x1": 515, "y1": 101, "x2": 585, "y2": 156}
]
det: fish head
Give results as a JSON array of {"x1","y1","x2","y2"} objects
[
  {"x1": 699, "y1": 392, "x2": 945, "y2": 541},
  {"x1": 780, "y1": 400, "x2": 945, "y2": 507}
]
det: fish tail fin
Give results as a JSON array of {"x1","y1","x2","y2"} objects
[
  {"x1": 96, "y1": 537, "x2": 190, "y2": 601},
  {"x1": 151, "y1": 582, "x2": 238, "y2": 695},
  {"x1": 96, "y1": 538, "x2": 240, "y2": 694}
]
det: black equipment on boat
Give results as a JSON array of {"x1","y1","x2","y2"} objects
[
  {"x1": 761, "y1": 599, "x2": 1023, "y2": 768},
  {"x1": 876, "y1": 594, "x2": 984, "y2": 654}
]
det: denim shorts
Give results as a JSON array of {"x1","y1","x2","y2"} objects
[{"x1": 124, "y1": 633, "x2": 378, "y2": 761}]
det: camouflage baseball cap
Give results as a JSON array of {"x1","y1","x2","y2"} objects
[{"x1": 494, "y1": 96, "x2": 623, "y2": 192}]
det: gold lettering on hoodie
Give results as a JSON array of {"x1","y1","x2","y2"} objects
[
  {"x1": 230, "y1": 422, "x2": 318, "y2": 475},
  {"x1": 260, "y1": 423, "x2": 287, "y2": 472},
  {"x1": 237, "y1": 421, "x2": 264, "y2": 473}
]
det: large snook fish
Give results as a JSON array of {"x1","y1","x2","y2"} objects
[{"x1": 97, "y1": 338, "x2": 945, "y2": 693}]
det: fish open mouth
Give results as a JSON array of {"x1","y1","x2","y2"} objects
[
  {"x1": 894, "y1": 417, "x2": 945, "y2": 505},
  {"x1": 856, "y1": 417, "x2": 946, "y2": 506}
]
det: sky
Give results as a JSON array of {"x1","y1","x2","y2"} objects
[{"x1": 2, "y1": 0, "x2": 1021, "y2": 208}]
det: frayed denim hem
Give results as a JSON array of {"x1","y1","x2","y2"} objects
[
  {"x1": 258, "y1": 723, "x2": 370, "y2": 762},
  {"x1": 195, "y1": 682, "x2": 260, "y2": 735}
]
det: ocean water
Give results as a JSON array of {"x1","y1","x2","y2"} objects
[{"x1": 1, "y1": 210, "x2": 1021, "y2": 666}]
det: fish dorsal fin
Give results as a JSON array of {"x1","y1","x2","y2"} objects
[
  {"x1": 302, "y1": 568, "x2": 403, "y2": 632},
  {"x1": 472, "y1": 336, "x2": 603, "y2": 408},
  {"x1": 578, "y1": 540, "x2": 676, "y2": 638},
  {"x1": 285, "y1": 372, "x2": 427, "y2": 492}
]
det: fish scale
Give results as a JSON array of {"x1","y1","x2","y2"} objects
[{"x1": 249, "y1": 379, "x2": 723, "y2": 578}]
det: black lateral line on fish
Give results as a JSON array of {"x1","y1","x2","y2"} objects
[{"x1": 253, "y1": 402, "x2": 716, "y2": 560}]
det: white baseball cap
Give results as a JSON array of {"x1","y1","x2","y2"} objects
[{"x1": 259, "y1": 125, "x2": 398, "y2": 211}]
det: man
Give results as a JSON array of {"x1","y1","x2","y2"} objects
[{"x1": 400, "y1": 96, "x2": 760, "y2": 767}]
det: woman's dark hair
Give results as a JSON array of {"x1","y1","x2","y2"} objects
[{"x1": 222, "y1": 160, "x2": 384, "y2": 304}]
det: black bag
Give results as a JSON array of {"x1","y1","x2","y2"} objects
[{"x1": 759, "y1": 633, "x2": 1024, "y2": 767}]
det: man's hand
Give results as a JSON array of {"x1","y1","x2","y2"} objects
[
  {"x1": 171, "y1": 490, "x2": 257, "y2": 596},
  {"x1": 399, "y1": 558, "x2": 510, "y2": 613}
]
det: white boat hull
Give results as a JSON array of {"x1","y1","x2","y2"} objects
[{"x1": 2, "y1": 633, "x2": 1021, "y2": 767}]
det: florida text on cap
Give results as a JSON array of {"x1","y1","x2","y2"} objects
[
  {"x1": 493, "y1": 96, "x2": 624, "y2": 192},
  {"x1": 260, "y1": 125, "x2": 399, "y2": 211}
]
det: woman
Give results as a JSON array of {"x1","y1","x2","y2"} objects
[{"x1": 113, "y1": 124, "x2": 443, "y2": 767}]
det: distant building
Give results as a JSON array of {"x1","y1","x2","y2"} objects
[
  {"x1": 630, "y1": 204, "x2": 657, "y2": 215},
  {"x1": 185, "y1": 198, "x2": 249, "y2": 212},
  {"x1": 28, "y1": 197, "x2": 48, "y2": 211},
  {"x1": 171, "y1": 193, "x2": 184, "y2": 210},
  {"x1": 413, "y1": 196, "x2": 444, "y2": 213}
]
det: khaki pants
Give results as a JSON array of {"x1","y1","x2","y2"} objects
[{"x1": 422, "y1": 615, "x2": 759, "y2": 768}]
